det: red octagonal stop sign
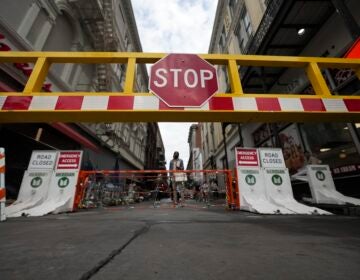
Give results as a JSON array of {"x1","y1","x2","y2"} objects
[{"x1": 149, "y1": 54, "x2": 218, "y2": 107}]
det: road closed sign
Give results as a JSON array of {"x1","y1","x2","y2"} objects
[
  {"x1": 259, "y1": 148, "x2": 286, "y2": 168},
  {"x1": 56, "y1": 151, "x2": 83, "y2": 170},
  {"x1": 28, "y1": 150, "x2": 58, "y2": 170},
  {"x1": 236, "y1": 148, "x2": 259, "y2": 167}
]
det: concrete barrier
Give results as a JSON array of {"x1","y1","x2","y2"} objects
[
  {"x1": 307, "y1": 165, "x2": 360, "y2": 205},
  {"x1": 6, "y1": 170, "x2": 53, "y2": 217},
  {"x1": 22, "y1": 171, "x2": 79, "y2": 216},
  {"x1": 237, "y1": 167, "x2": 294, "y2": 214},
  {"x1": 263, "y1": 168, "x2": 331, "y2": 215}
]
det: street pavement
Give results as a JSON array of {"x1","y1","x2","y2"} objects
[{"x1": 1, "y1": 200, "x2": 360, "y2": 280}]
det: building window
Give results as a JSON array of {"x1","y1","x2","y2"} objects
[
  {"x1": 261, "y1": 0, "x2": 269, "y2": 11},
  {"x1": 278, "y1": 124, "x2": 305, "y2": 174},
  {"x1": 219, "y1": 26, "x2": 226, "y2": 51},
  {"x1": 242, "y1": 9, "x2": 252, "y2": 37},
  {"x1": 221, "y1": 157, "x2": 227, "y2": 169},
  {"x1": 236, "y1": 7, "x2": 253, "y2": 53},
  {"x1": 300, "y1": 123, "x2": 360, "y2": 176},
  {"x1": 206, "y1": 133, "x2": 210, "y2": 154},
  {"x1": 229, "y1": 0, "x2": 238, "y2": 17}
]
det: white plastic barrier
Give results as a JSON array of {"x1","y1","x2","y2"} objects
[
  {"x1": 6, "y1": 170, "x2": 53, "y2": 217},
  {"x1": 6, "y1": 150, "x2": 82, "y2": 218},
  {"x1": 22, "y1": 150, "x2": 82, "y2": 216},
  {"x1": 263, "y1": 168, "x2": 331, "y2": 215},
  {"x1": 0, "y1": 148, "x2": 6, "y2": 221},
  {"x1": 307, "y1": 165, "x2": 360, "y2": 205},
  {"x1": 237, "y1": 167, "x2": 294, "y2": 214},
  {"x1": 22, "y1": 171, "x2": 79, "y2": 216}
]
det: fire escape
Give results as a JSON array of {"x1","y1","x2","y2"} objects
[
  {"x1": 71, "y1": 0, "x2": 124, "y2": 150},
  {"x1": 71, "y1": 0, "x2": 119, "y2": 91},
  {"x1": 69, "y1": 0, "x2": 150, "y2": 170}
]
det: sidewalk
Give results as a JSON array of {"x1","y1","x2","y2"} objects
[{"x1": 1, "y1": 202, "x2": 360, "y2": 280}]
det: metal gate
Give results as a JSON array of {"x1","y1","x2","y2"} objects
[
  {"x1": 75, "y1": 169, "x2": 235, "y2": 210},
  {"x1": 1, "y1": 51, "x2": 359, "y2": 123}
]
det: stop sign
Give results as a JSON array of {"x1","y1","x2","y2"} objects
[{"x1": 149, "y1": 54, "x2": 218, "y2": 107}]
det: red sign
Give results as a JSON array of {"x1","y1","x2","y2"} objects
[
  {"x1": 149, "y1": 54, "x2": 218, "y2": 107},
  {"x1": 236, "y1": 148, "x2": 259, "y2": 167},
  {"x1": 56, "y1": 151, "x2": 82, "y2": 170}
]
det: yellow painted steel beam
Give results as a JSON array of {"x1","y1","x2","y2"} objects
[
  {"x1": 306, "y1": 62, "x2": 332, "y2": 96},
  {"x1": 23, "y1": 57, "x2": 50, "y2": 94},
  {"x1": 1, "y1": 110, "x2": 359, "y2": 123},
  {"x1": 356, "y1": 68, "x2": 360, "y2": 80},
  {"x1": 227, "y1": 59, "x2": 243, "y2": 94},
  {"x1": 124, "y1": 57, "x2": 136, "y2": 93},
  {"x1": 1, "y1": 51, "x2": 359, "y2": 67},
  {"x1": 1, "y1": 92, "x2": 360, "y2": 99},
  {"x1": 0, "y1": 51, "x2": 359, "y2": 124}
]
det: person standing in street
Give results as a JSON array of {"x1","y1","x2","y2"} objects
[{"x1": 169, "y1": 151, "x2": 185, "y2": 206}]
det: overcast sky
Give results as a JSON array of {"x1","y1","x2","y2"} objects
[{"x1": 132, "y1": 0, "x2": 217, "y2": 168}]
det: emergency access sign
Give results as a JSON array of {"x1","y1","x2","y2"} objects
[
  {"x1": 236, "y1": 148, "x2": 259, "y2": 167},
  {"x1": 56, "y1": 151, "x2": 82, "y2": 170}
]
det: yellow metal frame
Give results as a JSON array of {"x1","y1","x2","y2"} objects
[{"x1": 0, "y1": 51, "x2": 360, "y2": 123}]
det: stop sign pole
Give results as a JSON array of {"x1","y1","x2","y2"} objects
[{"x1": 149, "y1": 54, "x2": 219, "y2": 107}]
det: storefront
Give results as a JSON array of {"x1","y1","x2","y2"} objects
[{"x1": 251, "y1": 122, "x2": 360, "y2": 198}]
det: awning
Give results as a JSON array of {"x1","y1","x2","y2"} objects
[
  {"x1": 345, "y1": 38, "x2": 360, "y2": 58},
  {"x1": 50, "y1": 123, "x2": 100, "y2": 153},
  {"x1": 0, "y1": 81, "x2": 16, "y2": 92},
  {"x1": 0, "y1": 81, "x2": 100, "y2": 153}
]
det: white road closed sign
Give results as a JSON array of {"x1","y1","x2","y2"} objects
[
  {"x1": 28, "y1": 151, "x2": 58, "y2": 170},
  {"x1": 259, "y1": 148, "x2": 286, "y2": 168}
]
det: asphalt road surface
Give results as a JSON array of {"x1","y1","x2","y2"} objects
[{"x1": 1, "y1": 200, "x2": 360, "y2": 280}]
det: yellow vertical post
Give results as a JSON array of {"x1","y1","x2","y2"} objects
[
  {"x1": 306, "y1": 62, "x2": 332, "y2": 96},
  {"x1": 227, "y1": 59, "x2": 244, "y2": 94},
  {"x1": 23, "y1": 57, "x2": 50, "y2": 94},
  {"x1": 124, "y1": 57, "x2": 136, "y2": 93},
  {"x1": 355, "y1": 68, "x2": 360, "y2": 80}
]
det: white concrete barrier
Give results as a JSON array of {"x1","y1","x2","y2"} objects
[
  {"x1": 263, "y1": 168, "x2": 331, "y2": 215},
  {"x1": 6, "y1": 170, "x2": 53, "y2": 217},
  {"x1": 237, "y1": 167, "x2": 294, "y2": 214},
  {"x1": 23, "y1": 171, "x2": 79, "y2": 216},
  {"x1": 235, "y1": 147, "x2": 295, "y2": 214},
  {"x1": 6, "y1": 150, "x2": 82, "y2": 217},
  {"x1": 307, "y1": 165, "x2": 360, "y2": 205}
]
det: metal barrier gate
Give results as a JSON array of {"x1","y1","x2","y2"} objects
[
  {"x1": 0, "y1": 51, "x2": 360, "y2": 123},
  {"x1": 75, "y1": 169, "x2": 235, "y2": 209}
]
